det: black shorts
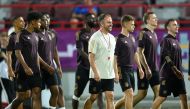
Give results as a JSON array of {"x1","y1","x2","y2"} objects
[
  {"x1": 137, "y1": 70, "x2": 160, "y2": 90},
  {"x1": 119, "y1": 66, "x2": 135, "y2": 92},
  {"x1": 74, "y1": 66, "x2": 89, "y2": 97},
  {"x1": 41, "y1": 69, "x2": 59, "y2": 89},
  {"x1": 159, "y1": 77, "x2": 186, "y2": 97},
  {"x1": 16, "y1": 72, "x2": 42, "y2": 92},
  {"x1": 89, "y1": 79, "x2": 114, "y2": 94}
]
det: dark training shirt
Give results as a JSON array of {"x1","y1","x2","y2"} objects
[
  {"x1": 15, "y1": 30, "x2": 40, "y2": 74},
  {"x1": 160, "y1": 34, "x2": 182, "y2": 78},
  {"x1": 115, "y1": 33, "x2": 136, "y2": 67},
  {"x1": 38, "y1": 31, "x2": 52, "y2": 66},
  {"x1": 138, "y1": 28, "x2": 158, "y2": 72},
  {"x1": 76, "y1": 28, "x2": 95, "y2": 69}
]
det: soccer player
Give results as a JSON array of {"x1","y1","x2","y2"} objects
[
  {"x1": 133, "y1": 11, "x2": 160, "y2": 108},
  {"x1": 44, "y1": 13, "x2": 66, "y2": 109},
  {"x1": 6, "y1": 16, "x2": 27, "y2": 109},
  {"x1": 151, "y1": 19, "x2": 188, "y2": 109},
  {"x1": 72, "y1": 13, "x2": 103, "y2": 109},
  {"x1": 114, "y1": 15, "x2": 144, "y2": 109},
  {"x1": 13, "y1": 12, "x2": 54, "y2": 109},
  {"x1": 37, "y1": 14, "x2": 59, "y2": 109},
  {"x1": 83, "y1": 13, "x2": 119, "y2": 109}
]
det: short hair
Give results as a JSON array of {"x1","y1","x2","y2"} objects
[
  {"x1": 98, "y1": 13, "x2": 111, "y2": 23},
  {"x1": 143, "y1": 11, "x2": 155, "y2": 24},
  {"x1": 27, "y1": 11, "x2": 42, "y2": 23},
  {"x1": 11, "y1": 16, "x2": 22, "y2": 22},
  {"x1": 165, "y1": 19, "x2": 176, "y2": 30},
  {"x1": 121, "y1": 15, "x2": 135, "y2": 26}
]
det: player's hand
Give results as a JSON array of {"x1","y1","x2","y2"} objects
[
  {"x1": 114, "y1": 73, "x2": 119, "y2": 84},
  {"x1": 8, "y1": 68, "x2": 15, "y2": 81},
  {"x1": 145, "y1": 68, "x2": 152, "y2": 80},
  {"x1": 188, "y1": 75, "x2": 190, "y2": 81},
  {"x1": 57, "y1": 67, "x2": 63, "y2": 78},
  {"x1": 24, "y1": 67, "x2": 33, "y2": 76},
  {"x1": 94, "y1": 73, "x2": 101, "y2": 82},
  {"x1": 47, "y1": 66, "x2": 55, "y2": 75},
  {"x1": 138, "y1": 68, "x2": 144, "y2": 79},
  {"x1": 118, "y1": 67, "x2": 122, "y2": 79},
  {"x1": 172, "y1": 66, "x2": 184, "y2": 79}
]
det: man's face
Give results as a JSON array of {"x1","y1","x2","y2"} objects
[
  {"x1": 14, "y1": 17, "x2": 25, "y2": 30},
  {"x1": 147, "y1": 14, "x2": 158, "y2": 27},
  {"x1": 125, "y1": 20, "x2": 135, "y2": 33},
  {"x1": 101, "y1": 16, "x2": 113, "y2": 32},
  {"x1": 32, "y1": 19, "x2": 41, "y2": 31},
  {"x1": 168, "y1": 20, "x2": 179, "y2": 34},
  {"x1": 45, "y1": 14, "x2": 50, "y2": 26},
  {"x1": 86, "y1": 14, "x2": 97, "y2": 28},
  {"x1": 41, "y1": 15, "x2": 48, "y2": 29}
]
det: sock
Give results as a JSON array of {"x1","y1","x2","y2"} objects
[
  {"x1": 72, "y1": 95, "x2": 80, "y2": 101},
  {"x1": 49, "y1": 106, "x2": 56, "y2": 109},
  {"x1": 59, "y1": 107, "x2": 66, "y2": 109},
  {"x1": 5, "y1": 103, "x2": 12, "y2": 109}
]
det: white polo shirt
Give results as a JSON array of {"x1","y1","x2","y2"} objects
[{"x1": 88, "y1": 30, "x2": 116, "y2": 79}]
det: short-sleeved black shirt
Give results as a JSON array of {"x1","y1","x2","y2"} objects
[
  {"x1": 7, "y1": 32, "x2": 17, "y2": 68},
  {"x1": 138, "y1": 28, "x2": 158, "y2": 72},
  {"x1": 38, "y1": 31, "x2": 52, "y2": 66},
  {"x1": 115, "y1": 33, "x2": 136, "y2": 67},
  {"x1": 76, "y1": 28, "x2": 95, "y2": 69},
  {"x1": 15, "y1": 30, "x2": 40, "y2": 74},
  {"x1": 160, "y1": 34, "x2": 182, "y2": 78}
]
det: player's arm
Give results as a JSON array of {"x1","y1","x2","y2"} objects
[
  {"x1": 161, "y1": 39, "x2": 183, "y2": 79},
  {"x1": 76, "y1": 31, "x2": 88, "y2": 60},
  {"x1": 38, "y1": 54, "x2": 54, "y2": 74},
  {"x1": 134, "y1": 52, "x2": 144, "y2": 79},
  {"x1": 137, "y1": 31, "x2": 151, "y2": 79},
  {"x1": 113, "y1": 37, "x2": 120, "y2": 82},
  {"x1": 53, "y1": 47, "x2": 63, "y2": 78},
  {"x1": 113, "y1": 55, "x2": 119, "y2": 83},
  {"x1": 52, "y1": 31, "x2": 63, "y2": 77},
  {"x1": 7, "y1": 51, "x2": 15, "y2": 78}
]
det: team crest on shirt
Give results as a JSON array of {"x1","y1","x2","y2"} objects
[
  {"x1": 173, "y1": 43, "x2": 176, "y2": 46},
  {"x1": 17, "y1": 84, "x2": 22, "y2": 90},
  {"x1": 125, "y1": 82, "x2": 129, "y2": 87},
  {"x1": 27, "y1": 37, "x2": 30, "y2": 39},
  {"x1": 124, "y1": 41, "x2": 128, "y2": 43},
  {"x1": 162, "y1": 80, "x2": 166, "y2": 85},
  {"x1": 163, "y1": 90, "x2": 167, "y2": 94},
  {"x1": 77, "y1": 76, "x2": 80, "y2": 80},
  {"x1": 86, "y1": 36, "x2": 89, "y2": 39},
  {"x1": 141, "y1": 83, "x2": 145, "y2": 87},
  {"x1": 93, "y1": 87, "x2": 97, "y2": 92},
  {"x1": 149, "y1": 35, "x2": 152, "y2": 39}
]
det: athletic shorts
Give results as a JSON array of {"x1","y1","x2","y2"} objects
[
  {"x1": 89, "y1": 79, "x2": 114, "y2": 94},
  {"x1": 16, "y1": 72, "x2": 42, "y2": 92},
  {"x1": 74, "y1": 66, "x2": 89, "y2": 97},
  {"x1": 137, "y1": 70, "x2": 160, "y2": 90},
  {"x1": 159, "y1": 77, "x2": 186, "y2": 97},
  {"x1": 119, "y1": 66, "x2": 135, "y2": 92},
  {"x1": 41, "y1": 69, "x2": 59, "y2": 89}
]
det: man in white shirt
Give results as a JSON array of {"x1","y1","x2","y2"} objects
[{"x1": 83, "y1": 13, "x2": 119, "y2": 109}]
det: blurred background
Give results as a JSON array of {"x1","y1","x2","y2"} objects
[{"x1": 0, "y1": 0, "x2": 190, "y2": 109}]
